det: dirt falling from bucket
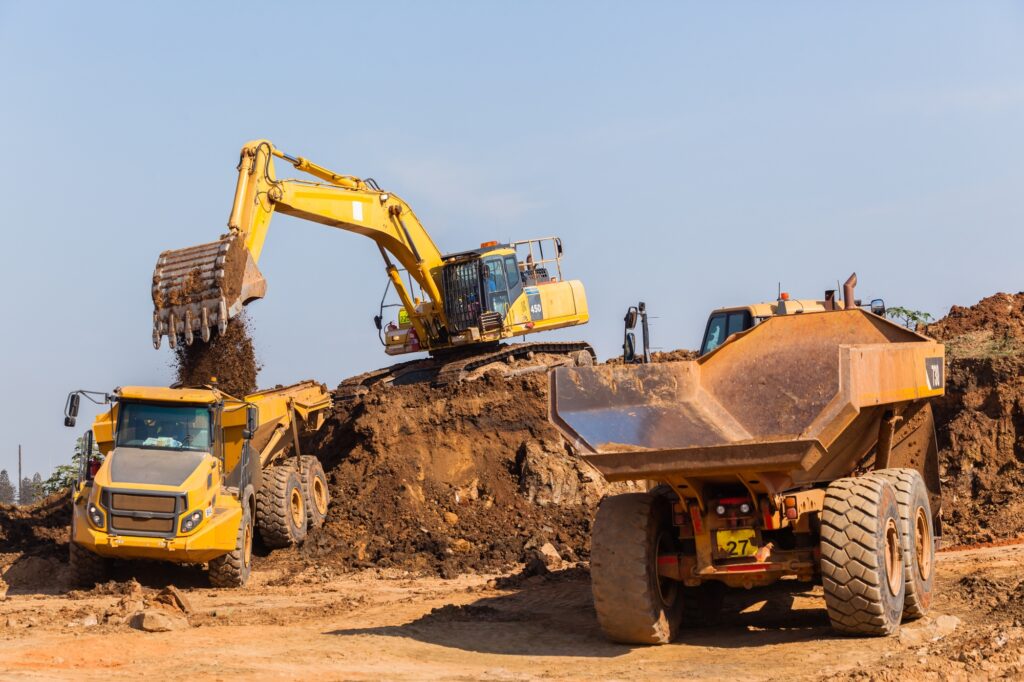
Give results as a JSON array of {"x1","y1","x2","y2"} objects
[{"x1": 172, "y1": 314, "x2": 260, "y2": 397}]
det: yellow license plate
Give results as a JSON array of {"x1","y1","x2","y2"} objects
[{"x1": 716, "y1": 529, "x2": 757, "y2": 557}]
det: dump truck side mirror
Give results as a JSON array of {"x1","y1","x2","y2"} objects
[
  {"x1": 243, "y1": 405, "x2": 258, "y2": 440},
  {"x1": 65, "y1": 393, "x2": 80, "y2": 428},
  {"x1": 870, "y1": 299, "x2": 886, "y2": 317},
  {"x1": 624, "y1": 306, "x2": 639, "y2": 330}
]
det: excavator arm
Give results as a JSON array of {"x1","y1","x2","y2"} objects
[{"x1": 152, "y1": 140, "x2": 447, "y2": 349}]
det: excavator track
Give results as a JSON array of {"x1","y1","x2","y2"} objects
[
  {"x1": 334, "y1": 342, "x2": 595, "y2": 399},
  {"x1": 431, "y1": 341, "x2": 594, "y2": 386}
]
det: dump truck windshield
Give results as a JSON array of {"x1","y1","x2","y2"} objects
[{"x1": 116, "y1": 403, "x2": 212, "y2": 452}]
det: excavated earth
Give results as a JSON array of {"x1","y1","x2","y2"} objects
[{"x1": 926, "y1": 292, "x2": 1024, "y2": 546}]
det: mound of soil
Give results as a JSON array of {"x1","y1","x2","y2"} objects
[
  {"x1": 173, "y1": 315, "x2": 260, "y2": 397},
  {"x1": 0, "y1": 492, "x2": 71, "y2": 593},
  {"x1": 926, "y1": 293, "x2": 1024, "y2": 545},
  {"x1": 299, "y1": 371, "x2": 618, "y2": 577}
]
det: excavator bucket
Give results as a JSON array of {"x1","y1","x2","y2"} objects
[
  {"x1": 151, "y1": 233, "x2": 266, "y2": 349},
  {"x1": 550, "y1": 309, "x2": 945, "y2": 490}
]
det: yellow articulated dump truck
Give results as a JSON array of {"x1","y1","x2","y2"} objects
[
  {"x1": 62, "y1": 380, "x2": 332, "y2": 587},
  {"x1": 550, "y1": 281, "x2": 945, "y2": 642}
]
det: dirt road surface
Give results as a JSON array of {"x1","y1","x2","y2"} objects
[{"x1": 1, "y1": 543, "x2": 1021, "y2": 681}]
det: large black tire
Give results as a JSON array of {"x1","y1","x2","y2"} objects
[
  {"x1": 209, "y1": 500, "x2": 253, "y2": 588},
  {"x1": 256, "y1": 466, "x2": 307, "y2": 549},
  {"x1": 68, "y1": 538, "x2": 107, "y2": 587},
  {"x1": 821, "y1": 476, "x2": 906, "y2": 636},
  {"x1": 869, "y1": 468, "x2": 935, "y2": 620},
  {"x1": 591, "y1": 492, "x2": 682, "y2": 644},
  {"x1": 299, "y1": 455, "x2": 330, "y2": 530}
]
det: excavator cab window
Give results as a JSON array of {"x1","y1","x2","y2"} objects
[
  {"x1": 483, "y1": 257, "x2": 512, "y2": 318},
  {"x1": 700, "y1": 310, "x2": 753, "y2": 356}
]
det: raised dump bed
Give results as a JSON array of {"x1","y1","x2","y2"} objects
[{"x1": 549, "y1": 309, "x2": 946, "y2": 643}]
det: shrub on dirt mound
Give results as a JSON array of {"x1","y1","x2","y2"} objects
[
  {"x1": 925, "y1": 292, "x2": 1024, "y2": 545},
  {"x1": 300, "y1": 371, "x2": 616, "y2": 577}
]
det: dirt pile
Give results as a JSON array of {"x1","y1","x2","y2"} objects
[
  {"x1": 925, "y1": 292, "x2": 1024, "y2": 545},
  {"x1": 173, "y1": 315, "x2": 260, "y2": 396},
  {"x1": 0, "y1": 492, "x2": 71, "y2": 594},
  {"x1": 300, "y1": 371, "x2": 619, "y2": 577}
]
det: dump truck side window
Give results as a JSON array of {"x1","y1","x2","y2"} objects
[
  {"x1": 727, "y1": 311, "x2": 751, "y2": 336},
  {"x1": 701, "y1": 311, "x2": 753, "y2": 355}
]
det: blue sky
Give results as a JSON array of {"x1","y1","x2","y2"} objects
[{"x1": 1, "y1": 1, "x2": 1022, "y2": 477}]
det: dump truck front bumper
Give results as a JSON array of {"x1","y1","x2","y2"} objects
[{"x1": 73, "y1": 505, "x2": 242, "y2": 563}]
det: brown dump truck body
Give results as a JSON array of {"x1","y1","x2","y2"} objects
[{"x1": 552, "y1": 309, "x2": 943, "y2": 502}]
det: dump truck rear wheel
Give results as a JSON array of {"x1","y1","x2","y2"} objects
[
  {"x1": 209, "y1": 500, "x2": 253, "y2": 588},
  {"x1": 591, "y1": 491, "x2": 682, "y2": 644},
  {"x1": 299, "y1": 455, "x2": 330, "y2": 530},
  {"x1": 821, "y1": 476, "x2": 905, "y2": 636},
  {"x1": 68, "y1": 539, "x2": 107, "y2": 587},
  {"x1": 869, "y1": 468, "x2": 934, "y2": 621},
  {"x1": 256, "y1": 466, "x2": 308, "y2": 548}
]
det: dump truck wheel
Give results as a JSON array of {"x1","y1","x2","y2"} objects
[
  {"x1": 869, "y1": 468, "x2": 934, "y2": 621},
  {"x1": 209, "y1": 500, "x2": 253, "y2": 588},
  {"x1": 821, "y1": 476, "x2": 905, "y2": 636},
  {"x1": 256, "y1": 466, "x2": 308, "y2": 548},
  {"x1": 299, "y1": 455, "x2": 330, "y2": 530},
  {"x1": 68, "y1": 539, "x2": 107, "y2": 587},
  {"x1": 591, "y1": 492, "x2": 682, "y2": 644},
  {"x1": 681, "y1": 581, "x2": 725, "y2": 628}
]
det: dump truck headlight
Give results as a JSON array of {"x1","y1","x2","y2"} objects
[
  {"x1": 180, "y1": 510, "x2": 203, "y2": 533},
  {"x1": 87, "y1": 504, "x2": 105, "y2": 529}
]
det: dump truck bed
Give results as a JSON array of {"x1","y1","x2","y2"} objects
[{"x1": 550, "y1": 310, "x2": 944, "y2": 491}]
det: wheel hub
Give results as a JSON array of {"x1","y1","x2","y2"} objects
[{"x1": 884, "y1": 518, "x2": 902, "y2": 596}]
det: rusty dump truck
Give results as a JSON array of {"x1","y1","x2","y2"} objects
[{"x1": 550, "y1": 286, "x2": 945, "y2": 643}]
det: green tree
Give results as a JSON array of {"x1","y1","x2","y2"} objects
[
  {"x1": 42, "y1": 436, "x2": 100, "y2": 496},
  {"x1": 19, "y1": 476, "x2": 37, "y2": 505},
  {"x1": 0, "y1": 470, "x2": 14, "y2": 505},
  {"x1": 886, "y1": 306, "x2": 934, "y2": 330}
]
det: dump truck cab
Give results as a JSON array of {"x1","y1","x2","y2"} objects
[
  {"x1": 64, "y1": 381, "x2": 331, "y2": 587},
  {"x1": 699, "y1": 293, "x2": 886, "y2": 356}
]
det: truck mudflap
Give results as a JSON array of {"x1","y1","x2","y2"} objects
[{"x1": 550, "y1": 309, "x2": 945, "y2": 490}]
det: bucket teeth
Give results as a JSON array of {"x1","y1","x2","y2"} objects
[{"x1": 151, "y1": 233, "x2": 266, "y2": 349}]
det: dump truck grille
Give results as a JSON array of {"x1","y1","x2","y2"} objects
[
  {"x1": 103, "y1": 489, "x2": 183, "y2": 537},
  {"x1": 110, "y1": 515, "x2": 175, "y2": 534},
  {"x1": 110, "y1": 493, "x2": 177, "y2": 514}
]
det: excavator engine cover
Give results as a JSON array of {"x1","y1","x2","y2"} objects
[{"x1": 151, "y1": 233, "x2": 266, "y2": 349}]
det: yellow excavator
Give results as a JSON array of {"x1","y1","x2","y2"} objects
[{"x1": 152, "y1": 140, "x2": 592, "y2": 381}]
